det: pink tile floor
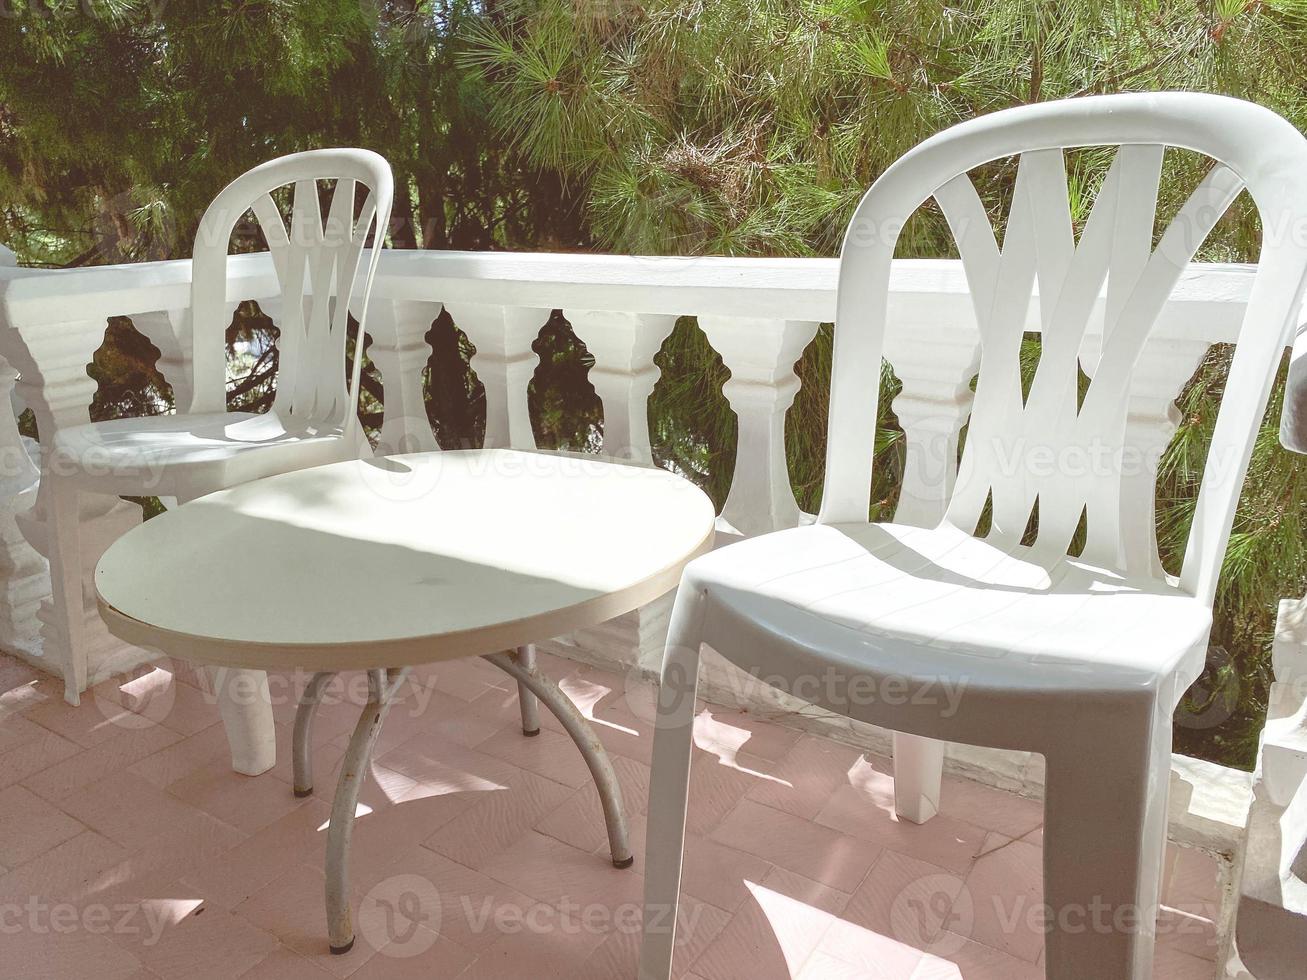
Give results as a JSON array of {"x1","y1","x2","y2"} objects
[{"x1": 0, "y1": 650, "x2": 1221, "y2": 979}]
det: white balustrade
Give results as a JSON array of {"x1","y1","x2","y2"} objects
[
  {"x1": 1080, "y1": 327, "x2": 1214, "y2": 577},
  {"x1": 0, "y1": 253, "x2": 1268, "y2": 685},
  {"x1": 1237, "y1": 594, "x2": 1307, "y2": 978},
  {"x1": 0, "y1": 355, "x2": 42, "y2": 653},
  {"x1": 0, "y1": 247, "x2": 45, "y2": 664},
  {"x1": 0, "y1": 254, "x2": 280, "y2": 688},
  {"x1": 133, "y1": 308, "x2": 195, "y2": 414},
  {"x1": 443, "y1": 303, "x2": 548, "y2": 450},
  {"x1": 697, "y1": 315, "x2": 820, "y2": 536},
  {"x1": 2, "y1": 311, "x2": 148, "y2": 687},
  {"x1": 884, "y1": 320, "x2": 981, "y2": 529},
  {"x1": 366, "y1": 299, "x2": 442, "y2": 455},
  {"x1": 566, "y1": 310, "x2": 677, "y2": 463},
  {"x1": 0, "y1": 248, "x2": 1297, "y2": 969}
]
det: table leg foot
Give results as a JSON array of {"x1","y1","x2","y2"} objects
[
  {"x1": 483, "y1": 650, "x2": 632, "y2": 869},
  {"x1": 292, "y1": 671, "x2": 337, "y2": 797},
  {"x1": 324, "y1": 667, "x2": 408, "y2": 955},
  {"x1": 515, "y1": 644, "x2": 541, "y2": 737}
]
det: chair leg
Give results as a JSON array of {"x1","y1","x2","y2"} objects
[
  {"x1": 638, "y1": 627, "x2": 703, "y2": 980},
  {"x1": 47, "y1": 480, "x2": 89, "y2": 705},
  {"x1": 206, "y1": 666, "x2": 278, "y2": 776},
  {"x1": 515, "y1": 644, "x2": 541, "y2": 736},
  {"x1": 482, "y1": 649, "x2": 632, "y2": 868},
  {"x1": 292, "y1": 671, "x2": 337, "y2": 796},
  {"x1": 893, "y1": 731, "x2": 945, "y2": 824},
  {"x1": 1042, "y1": 710, "x2": 1171, "y2": 979}
]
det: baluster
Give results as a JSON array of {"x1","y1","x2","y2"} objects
[
  {"x1": 5, "y1": 321, "x2": 105, "y2": 437},
  {"x1": 444, "y1": 303, "x2": 548, "y2": 450},
  {"x1": 2, "y1": 317, "x2": 144, "y2": 698},
  {"x1": 696, "y1": 315, "x2": 819, "y2": 535},
  {"x1": 1080, "y1": 330, "x2": 1210, "y2": 575},
  {"x1": 0, "y1": 246, "x2": 46, "y2": 660},
  {"x1": 8, "y1": 318, "x2": 127, "y2": 565},
  {"x1": 365, "y1": 299, "x2": 441, "y2": 455},
  {"x1": 132, "y1": 309, "x2": 193, "y2": 413},
  {"x1": 0, "y1": 352, "x2": 45, "y2": 661},
  {"x1": 884, "y1": 324, "x2": 982, "y2": 528},
  {"x1": 1118, "y1": 336, "x2": 1212, "y2": 575},
  {"x1": 1237, "y1": 591, "x2": 1307, "y2": 973},
  {"x1": 566, "y1": 310, "x2": 678, "y2": 464},
  {"x1": 1264, "y1": 595, "x2": 1307, "y2": 808}
]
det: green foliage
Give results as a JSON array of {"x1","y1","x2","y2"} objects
[
  {"x1": 1158, "y1": 349, "x2": 1307, "y2": 762},
  {"x1": 460, "y1": 0, "x2": 1307, "y2": 260},
  {"x1": 4, "y1": 0, "x2": 1307, "y2": 768},
  {"x1": 0, "y1": 0, "x2": 588, "y2": 262}
]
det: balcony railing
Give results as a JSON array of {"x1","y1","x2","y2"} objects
[{"x1": 0, "y1": 247, "x2": 1303, "y2": 978}]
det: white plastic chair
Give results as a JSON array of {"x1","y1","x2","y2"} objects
[
  {"x1": 639, "y1": 93, "x2": 1307, "y2": 979},
  {"x1": 45, "y1": 149, "x2": 393, "y2": 773}
]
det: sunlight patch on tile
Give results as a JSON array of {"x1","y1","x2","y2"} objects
[{"x1": 318, "y1": 803, "x2": 372, "y2": 831}]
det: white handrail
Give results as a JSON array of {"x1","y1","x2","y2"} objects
[{"x1": 0, "y1": 250, "x2": 1262, "y2": 339}]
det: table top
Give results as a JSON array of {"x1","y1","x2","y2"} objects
[{"x1": 95, "y1": 449, "x2": 716, "y2": 671}]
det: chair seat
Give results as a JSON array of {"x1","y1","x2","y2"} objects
[
  {"x1": 51, "y1": 410, "x2": 354, "y2": 498},
  {"x1": 689, "y1": 521, "x2": 1212, "y2": 695}
]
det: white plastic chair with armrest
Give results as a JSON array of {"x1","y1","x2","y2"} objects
[
  {"x1": 639, "y1": 92, "x2": 1307, "y2": 979},
  {"x1": 46, "y1": 149, "x2": 393, "y2": 774}
]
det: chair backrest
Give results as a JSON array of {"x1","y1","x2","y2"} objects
[
  {"x1": 818, "y1": 93, "x2": 1307, "y2": 606},
  {"x1": 189, "y1": 149, "x2": 394, "y2": 436}
]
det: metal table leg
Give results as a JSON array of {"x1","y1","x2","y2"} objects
[
  {"x1": 515, "y1": 644, "x2": 541, "y2": 736},
  {"x1": 324, "y1": 667, "x2": 409, "y2": 954},
  {"x1": 292, "y1": 671, "x2": 337, "y2": 797},
  {"x1": 484, "y1": 649, "x2": 633, "y2": 869},
  {"x1": 289, "y1": 655, "x2": 628, "y2": 955}
]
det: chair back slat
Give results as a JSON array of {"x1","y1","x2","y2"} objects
[
  {"x1": 190, "y1": 149, "x2": 394, "y2": 437},
  {"x1": 941, "y1": 146, "x2": 1245, "y2": 567},
  {"x1": 820, "y1": 94, "x2": 1307, "y2": 604}
]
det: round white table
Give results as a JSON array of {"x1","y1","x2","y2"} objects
[{"x1": 95, "y1": 448, "x2": 715, "y2": 954}]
